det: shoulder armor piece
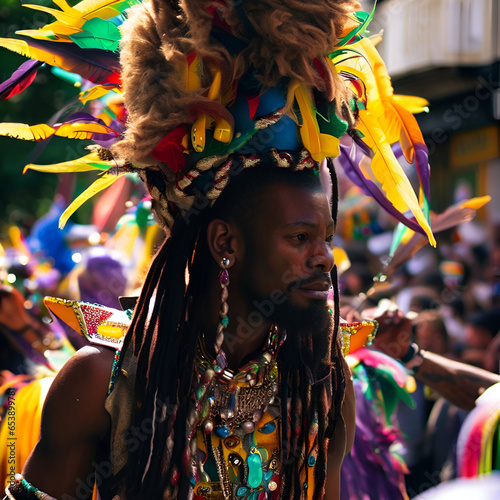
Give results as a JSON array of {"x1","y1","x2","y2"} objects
[
  {"x1": 43, "y1": 296, "x2": 130, "y2": 350},
  {"x1": 340, "y1": 319, "x2": 378, "y2": 356}
]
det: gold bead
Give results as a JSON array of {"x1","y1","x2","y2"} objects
[{"x1": 220, "y1": 302, "x2": 229, "y2": 316}]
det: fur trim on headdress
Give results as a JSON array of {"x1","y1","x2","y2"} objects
[{"x1": 112, "y1": 0, "x2": 360, "y2": 169}]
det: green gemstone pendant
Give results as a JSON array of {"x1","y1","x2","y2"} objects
[{"x1": 247, "y1": 448, "x2": 263, "y2": 489}]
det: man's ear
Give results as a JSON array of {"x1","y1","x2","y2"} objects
[{"x1": 206, "y1": 219, "x2": 242, "y2": 267}]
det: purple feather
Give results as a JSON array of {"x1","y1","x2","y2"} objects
[
  {"x1": 393, "y1": 141, "x2": 430, "y2": 200},
  {"x1": 394, "y1": 141, "x2": 431, "y2": 200},
  {"x1": 414, "y1": 143, "x2": 431, "y2": 199},
  {"x1": 92, "y1": 133, "x2": 120, "y2": 147},
  {"x1": 58, "y1": 112, "x2": 100, "y2": 124},
  {"x1": 352, "y1": 132, "x2": 372, "y2": 157},
  {"x1": 391, "y1": 142, "x2": 403, "y2": 159},
  {"x1": 0, "y1": 59, "x2": 43, "y2": 99},
  {"x1": 93, "y1": 119, "x2": 125, "y2": 147},
  {"x1": 52, "y1": 112, "x2": 118, "y2": 142},
  {"x1": 337, "y1": 140, "x2": 426, "y2": 235},
  {"x1": 22, "y1": 39, "x2": 120, "y2": 84}
]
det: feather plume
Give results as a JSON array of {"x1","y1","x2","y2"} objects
[
  {"x1": 0, "y1": 119, "x2": 115, "y2": 141},
  {"x1": 79, "y1": 84, "x2": 120, "y2": 104},
  {"x1": 18, "y1": 0, "x2": 131, "y2": 48},
  {"x1": 0, "y1": 60, "x2": 43, "y2": 100},
  {"x1": 59, "y1": 172, "x2": 121, "y2": 228},
  {"x1": 0, "y1": 38, "x2": 120, "y2": 84},
  {"x1": 384, "y1": 196, "x2": 491, "y2": 276},
  {"x1": 356, "y1": 109, "x2": 435, "y2": 246},
  {"x1": 290, "y1": 82, "x2": 340, "y2": 161},
  {"x1": 0, "y1": 123, "x2": 55, "y2": 141},
  {"x1": 392, "y1": 94, "x2": 429, "y2": 114},
  {"x1": 21, "y1": 0, "x2": 135, "y2": 35},
  {"x1": 22, "y1": 3, "x2": 81, "y2": 27},
  {"x1": 352, "y1": 37, "x2": 431, "y2": 194},
  {"x1": 391, "y1": 101, "x2": 430, "y2": 198},
  {"x1": 338, "y1": 141, "x2": 426, "y2": 234},
  {"x1": 332, "y1": 35, "x2": 434, "y2": 240},
  {"x1": 24, "y1": 151, "x2": 114, "y2": 174}
]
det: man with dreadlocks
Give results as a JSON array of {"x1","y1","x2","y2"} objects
[
  {"x1": 3, "y1": 0, "x2": 438, "y2": 499},
  {"x1": 13, "y1": 162, "x2": 353, "y2": 500}
]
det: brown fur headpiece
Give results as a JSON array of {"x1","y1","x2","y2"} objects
[{"x1": 111, "y1": 0, "x2": 361, "y2": 227}]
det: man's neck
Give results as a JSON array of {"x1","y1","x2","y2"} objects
[{"x1": 200, "y1": 278, "x2": 272, "y2": 371}]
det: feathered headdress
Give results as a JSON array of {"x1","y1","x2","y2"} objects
[
  {"x1": 0, "y1": 0, "x2": 435, "y2": 241},
  {"x1": 0, "y1": 2, "x2": 439, "y2": 497}
]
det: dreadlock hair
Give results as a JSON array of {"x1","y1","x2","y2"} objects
[{"x1": 120, "y1": 158, "x2": 347, "y2": 499}]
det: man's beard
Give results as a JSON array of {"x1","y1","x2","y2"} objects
[
  {"x1": 272, "y1": 295, "x2": 333, "y2": 372},
  {"x1": 270, "y1": 294, "x2": 332, "y2": 335},
  {"x1": 245, "y1": 284, "x2": 334, "y2": 373}
]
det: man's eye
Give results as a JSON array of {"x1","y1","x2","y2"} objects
[
  {"x1": 326, "y1": 235, "x2": 334, "y2": 244},
  {"x1": 294, "y1": 233, "x2": 307, "y2": 242}
]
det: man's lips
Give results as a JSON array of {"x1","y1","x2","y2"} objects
[
  {"x1": 297, "y1": 280, "x2": 332, "y2": 300},
  {"x1": 300, "y1": 281, "x2": 331, "y2": 291}
]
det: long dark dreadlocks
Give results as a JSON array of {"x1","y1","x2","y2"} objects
[{"x1": 118, "y1": 160, "x2": 347, "y2": 499}]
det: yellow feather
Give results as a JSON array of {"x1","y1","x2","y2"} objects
[
  {"x1": 343, "y1": 38, "x2": 428, "y2": 148},
  {"x1": 22, "y1": 0, "x2": 125, "y2": 34},
  {"x1": 392, "y1": 95, "x2": 429, "y2": 114},
  {"x1": 20, "y1": 22, "x2": 81, "y2": 41},
  {"x1": 97, "y1": 112, "x2": 112, "y2": 125},
  {"x1": 368, "y1": 33, "x2": 384, "y2": 47},
  {"x1": 59, "y1": 173, "x2": 121, "y2": 228},
  {"x1": 75, "y1": 0, "x2": 133, "y2": 22},
  {"x1": 334, "y1": 64, "x2": 367, "y2": 83},
  {"x1": 79, "y1": 85, "x2": 120, "y2": 104},
  {"x1": 184, "y1": 56, "x2": 201, "y2": 92},
  {"x1": 82, "y1": 6, "x2": 125, "y2": 22},
  {"x1": 55, "y1": 122, "x2": 114, "y2": 139},
  {"x1": 24, "y1": 151, "x2": 113, "y2": 174},
  {"x1": 207, "y1": 70, "x2": 221, "y2": 100},
  {"x1": 53, "y1": 0, "x2": 72, "y2": 11},
  {"x1": 22, "y1": 4, "x2": 81, "y2": 26},
  {"x1": 0, "y1": 122, "x2": 54, "y2": 141},
  {"x1": 14, "y1": 29, "x2": 71, "y2": 42},
  {"x1": 292, "y1": 83, "x2": 340, "y2": 161},
  {"x1": 355, "y1": 37, "x2": 394, "y2": 101},
  {"x1": 459, "y1": 195, "x2": 491, "y2": 210},
  {"x1": 356, "y1": 110, "x2": 435, "y2": 246},
  {"x1": 0, "y1": 38, "x2": 79, "y2": 73},
  {"x1": 380, "y1": 108, "x2": 401, "y2": 145},
  {"x1": 390, "y1": 101, "x2": 425, "y2": 163},
  {"x1": 0, "y1": 38, "x2": 36, "y2": 59},
  {"x1": 293, "y1": 84, "x2": 320, "y2": 159}
]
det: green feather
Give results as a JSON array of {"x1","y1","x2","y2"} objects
[
  {"x1": 337, "y1": 1, "x2": 376, "y2": 47},
  {"x1": 70, "y1": 18, "x2": 120, "y2": 52}
]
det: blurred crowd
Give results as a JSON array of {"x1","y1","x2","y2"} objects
[
  {"x1": 0, "y1": 174, "x2": 164, "y2": 383},
  {"x1": 335, "y1": 184, "x2": 500, "y2": 497}
]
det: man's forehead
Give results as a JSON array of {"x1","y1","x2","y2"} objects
[{"x1": 258, "y1": 183, "x2": 334, "y2": 226}]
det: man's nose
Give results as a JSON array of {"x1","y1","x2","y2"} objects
[{"x1": 308, "y1": 241, "x2": 335, "y2": 273}]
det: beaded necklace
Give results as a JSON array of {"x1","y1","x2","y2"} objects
[{"x1": 191, "y1": 327, "x2": 285, "y2": 499}]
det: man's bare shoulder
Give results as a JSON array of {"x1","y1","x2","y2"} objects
[
  {"x1": 20, "y1": 345, "x2": 116, "y2": 497},
  {"x1": 40, "y1": 345, "x2": 116, "y2": 444}
]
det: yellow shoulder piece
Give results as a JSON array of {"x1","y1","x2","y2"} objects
[
  {"x1": 44, "y1": 296, "x2": 130, "y2": 349},
  {"x1": 340, "y1": 319, "x2": 378, "y2": 356}
]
